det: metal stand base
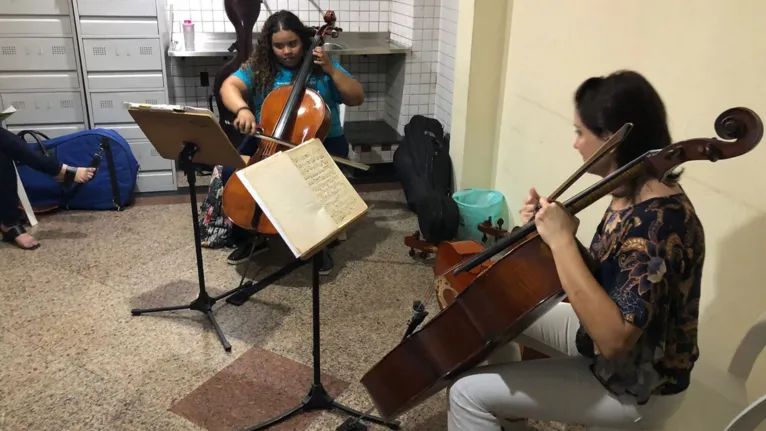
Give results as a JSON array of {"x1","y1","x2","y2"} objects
[{"x1": 240, "y1": 252, "x2": 400, "y2": 430}]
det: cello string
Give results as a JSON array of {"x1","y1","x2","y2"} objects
[
  {"x1": 223, "y1": 120, "x2": 371, "y2": 171},
  {"x1": 546, "y1": 122, "x2": 633, "y2": 202}
]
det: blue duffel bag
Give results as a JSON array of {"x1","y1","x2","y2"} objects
[{"x1": 15, "y1": 128, "x2": 139, "y2": 211}]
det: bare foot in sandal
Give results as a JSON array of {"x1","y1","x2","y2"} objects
[
  {"x1": 1, "y1": 224, "x2": 40, "y2": 250},
  {"x1": 55, "y1": 164, "x2": 96, "y2": 186}
]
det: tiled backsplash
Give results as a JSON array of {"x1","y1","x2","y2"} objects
[
  {"x1": 168, "y1": 54, "x2": 390, "y2": 121},
  {"x1": 167, "y1": 0, "x2": 391, "y2": 34},
  {"x1": 435, "y1": 0, "x2": 458, "y2": 131},
  {"x1": 165, "y1": 0, "x2": 457, "y2": 137}
]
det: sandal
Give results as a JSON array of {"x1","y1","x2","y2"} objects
[
  {"x1": 1, "y1": 224, "x2": 40, "y2": 250},
  {"x1": 58, "y1": 165, "x2": 78, "y2": 187}
]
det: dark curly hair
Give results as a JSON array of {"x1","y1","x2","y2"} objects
[{"x1": 243, "y1": 10, "x2": 319, "y2": 95}]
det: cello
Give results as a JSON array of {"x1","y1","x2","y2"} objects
[
  {"x1": 212, "y1": 0, "x2": 262, "y2": 148},
  {"x1": 359, "y1": 107, "x2": 763, "y2": 422},
  {"x1": 430, "y1": 122, "x2": 631, "y2": 310},
  {"x1": 221, "y1": 11, "x2": 343, "y2": 233}
]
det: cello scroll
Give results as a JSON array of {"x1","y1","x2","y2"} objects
[{"x1": 646, "y1": 107, "x2": 764, "y2": 180}]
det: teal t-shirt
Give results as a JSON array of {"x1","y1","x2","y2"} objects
[{"x1": 233, "y1": 59, "x2": 353, "y2": 138}]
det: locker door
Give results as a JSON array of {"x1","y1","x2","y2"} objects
[
  {"x1": 3, "y1": 0, "x2": 70, "y2": 16},
  {"x1": 129, "y1": 141, "x2": 173, "y2": 171},
  {"x1": 0, "y1": 72, "x2": 80, "y2": 91},
  {"x1": 79, "y1": 18, "x2": 159, "y2": 37},
  {"x1": 0, "y1": 92, "x2": 85, "y2": 125},
  {"x1": 136, "y1": 171, "x2": 176, "y2": 192},
  {"x1": 87, "y1": 72, "x2": 164, "y2": 91},
  {"x1": 8, "y1": 124, "x2": 86, "y2": 140},
  {"x1": 77, "y1": 0, "x2": 157, "y2": 17},
  {"x1": 90, "y1": 91, "x2": 166, "y2": 123},
  {"x1": 82, "y1": 39, "x2": 162, "y2": 72},
  {"x1": 0, "y1": 17, "x2": 72, "y2": 36},
  {"x1": 0, "y1": 37, "x2": 78, "y2": 71}
]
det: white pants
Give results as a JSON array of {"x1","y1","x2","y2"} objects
[{"x1": 447, "y1": 303, "x2": 685, "y2": 430}]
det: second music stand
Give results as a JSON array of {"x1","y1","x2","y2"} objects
[{"x1": 126, "y1": 104, "x2": 247, "y2": 352}]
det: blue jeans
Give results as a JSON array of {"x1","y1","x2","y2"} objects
[{"x1": 222, "y1": 134, "x2": 350, "y2": 245}]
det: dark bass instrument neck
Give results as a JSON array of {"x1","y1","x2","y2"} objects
[{"x1": 213, "y1": 0, "x2": 261, "y2": 138}]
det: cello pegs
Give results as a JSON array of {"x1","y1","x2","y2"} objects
[
  {"x1": 497, "y1": 218, "x2": 504, "y2": 229},
  {"x1": 409, "y1": 248, "x2": 416, "y2": 257},
  {"x1": 703, "y1": 142, "x2": 722, "y2": 162},
  {"x1": 419, "y1": 251, "x2": 429, "y2": 259}
]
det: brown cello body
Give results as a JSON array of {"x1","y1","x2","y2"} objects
[
  {"x1": 360, "y1": 107, "x2": 763, "y2": 422},
  {"x1": 363, "y1": 232, "x2": 568, "y2": 420},
  {"x1": 432, "y1": 218, "x2": 511, "y2": 309},
  {"x1": 221, "y1": 11, "x2": 340, "y2": 234},
  {"x1": 222, "y1": 86, "x2": 331, "y2": 234},
  {"x1": 432, "y1": 240, "x2": 492, "y2": 309}
]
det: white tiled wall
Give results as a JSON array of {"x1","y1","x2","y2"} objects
[
  {"x1": 385, "y1": 0, "x2": 446, "y2": 135},
  {"x1": 165, "y1": 0, "x2": 457, "y2": 138},
  {"x1": 435, "y1": 0, "x2": 458, "y2": 131},
  {"x1": 166, "y1": 0, "x2": 391, "y2": 35},
  {"x1": 169, "y1": 54, "x2": 388, "y2": 122}
]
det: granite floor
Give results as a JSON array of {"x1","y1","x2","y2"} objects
[{"x1": 0, "y1": 185, "x2": 574, "y2": 430}]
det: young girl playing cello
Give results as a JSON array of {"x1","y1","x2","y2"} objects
[{"x1": 219, "y1": 10, "x2": 364, "y2": 273}]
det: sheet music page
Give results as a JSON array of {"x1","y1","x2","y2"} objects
[
  {"x1": 287, "y1": 139, "x2": 367, "y2": 228},
  {"x1": 236, "y1": 149, "x2": 339, "y2": 258}
]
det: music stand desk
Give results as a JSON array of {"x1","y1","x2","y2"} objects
[{"x1": 127, "y1": 105, "x2": 246, "y2": 352}]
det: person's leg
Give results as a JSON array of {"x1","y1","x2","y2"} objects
[
  {"x1": 447, "y1": 355, "x2": 684, "y2": 431},
  {"x1": 0, "y1": 129, "x2": 94, "y2": 249},
  {"x1": 450, "y1": 302, "x2": 685, "y2": 430},
  {"x1": 0, "y1": 128, "x2": 95, "y2": 184},
  {"x1": 323, "y1": 134, "x2": 350, "y2": 159},
  {"x1": 483, "y1": 301, "x2": 582, "y2": 365},
  {"x1": 0, "y1": 144, "x2": 31, "y2": 246},
  {"x1": 223, "y1": 136, "x2": 270, "y2": 264}
]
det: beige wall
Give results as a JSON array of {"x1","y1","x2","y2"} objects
[{"x1": 450, "y1": 0, "x2": 766, "y2": 427}]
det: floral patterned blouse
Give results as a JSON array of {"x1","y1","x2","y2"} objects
[{"x1": 575, "y1": 193, "x2": 705, "y2": 404}]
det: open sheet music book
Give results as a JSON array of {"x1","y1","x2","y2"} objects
[{"x1": 235, "y1": 138, "x2": 368, "y2": 259}]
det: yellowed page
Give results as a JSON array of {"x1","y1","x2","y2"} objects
[
  {"x1": 236, "y1": 150, "x2": 339, "y2": 258},
  {"x1": 286, "y1": 139, "x2": 368, "y2": 229}
]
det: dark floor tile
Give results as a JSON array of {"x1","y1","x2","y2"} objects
[{"x1": 170, "y1": 346, "x2": 350, "y2": 431}]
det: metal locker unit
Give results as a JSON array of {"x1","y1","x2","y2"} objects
[
  {"x1": 0, "y1": 0, "x2": 89, "y2": 140},
  {"x1": 72, "y1": 0, "x2": 176, "y2": 193},
  {"x1": 2, "y1": 0, "x2": 72, "y2": 16},
  {"x1": 81, "y1": 38, "x2": 163, "y2": 72},
  {"x1": 9, "y1": 124, "x2": 86, "y2": 141},
  {"x1": 0, "y1": 37, "x2": 79, "y2": 71}
]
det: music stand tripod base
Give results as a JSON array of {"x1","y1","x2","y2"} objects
[
  {"x1": 130, "y1": 142, "x2": 234, "y2": 352},
  {"x1": 240, "y1": 251, "x2": 400, "y2": 431}
]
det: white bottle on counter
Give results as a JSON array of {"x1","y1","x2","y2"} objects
[{"x1": 183, "y1": 19, "x2": 195, "y2": 51}]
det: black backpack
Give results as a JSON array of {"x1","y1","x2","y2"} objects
[{"x1": 393, "y1": 115, "x2": 459, "y2": 244}]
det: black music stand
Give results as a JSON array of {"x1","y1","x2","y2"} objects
[
  {"x1": 126, "y1": 104, "x2": 251, "y2": 352},
  {"x1": 225, "y1": 138, "x2": 399, "y2": 430},
  {"x1": 240, "y1": 245, "x2": 399, "y2": 431}
]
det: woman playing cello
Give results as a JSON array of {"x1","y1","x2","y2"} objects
[
  {"x1": 218, "y1": 10, "x2": 364, "y2": 272},
  {"x1": 448, "y1": 70, "x2": 704, "y2": 430}
]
